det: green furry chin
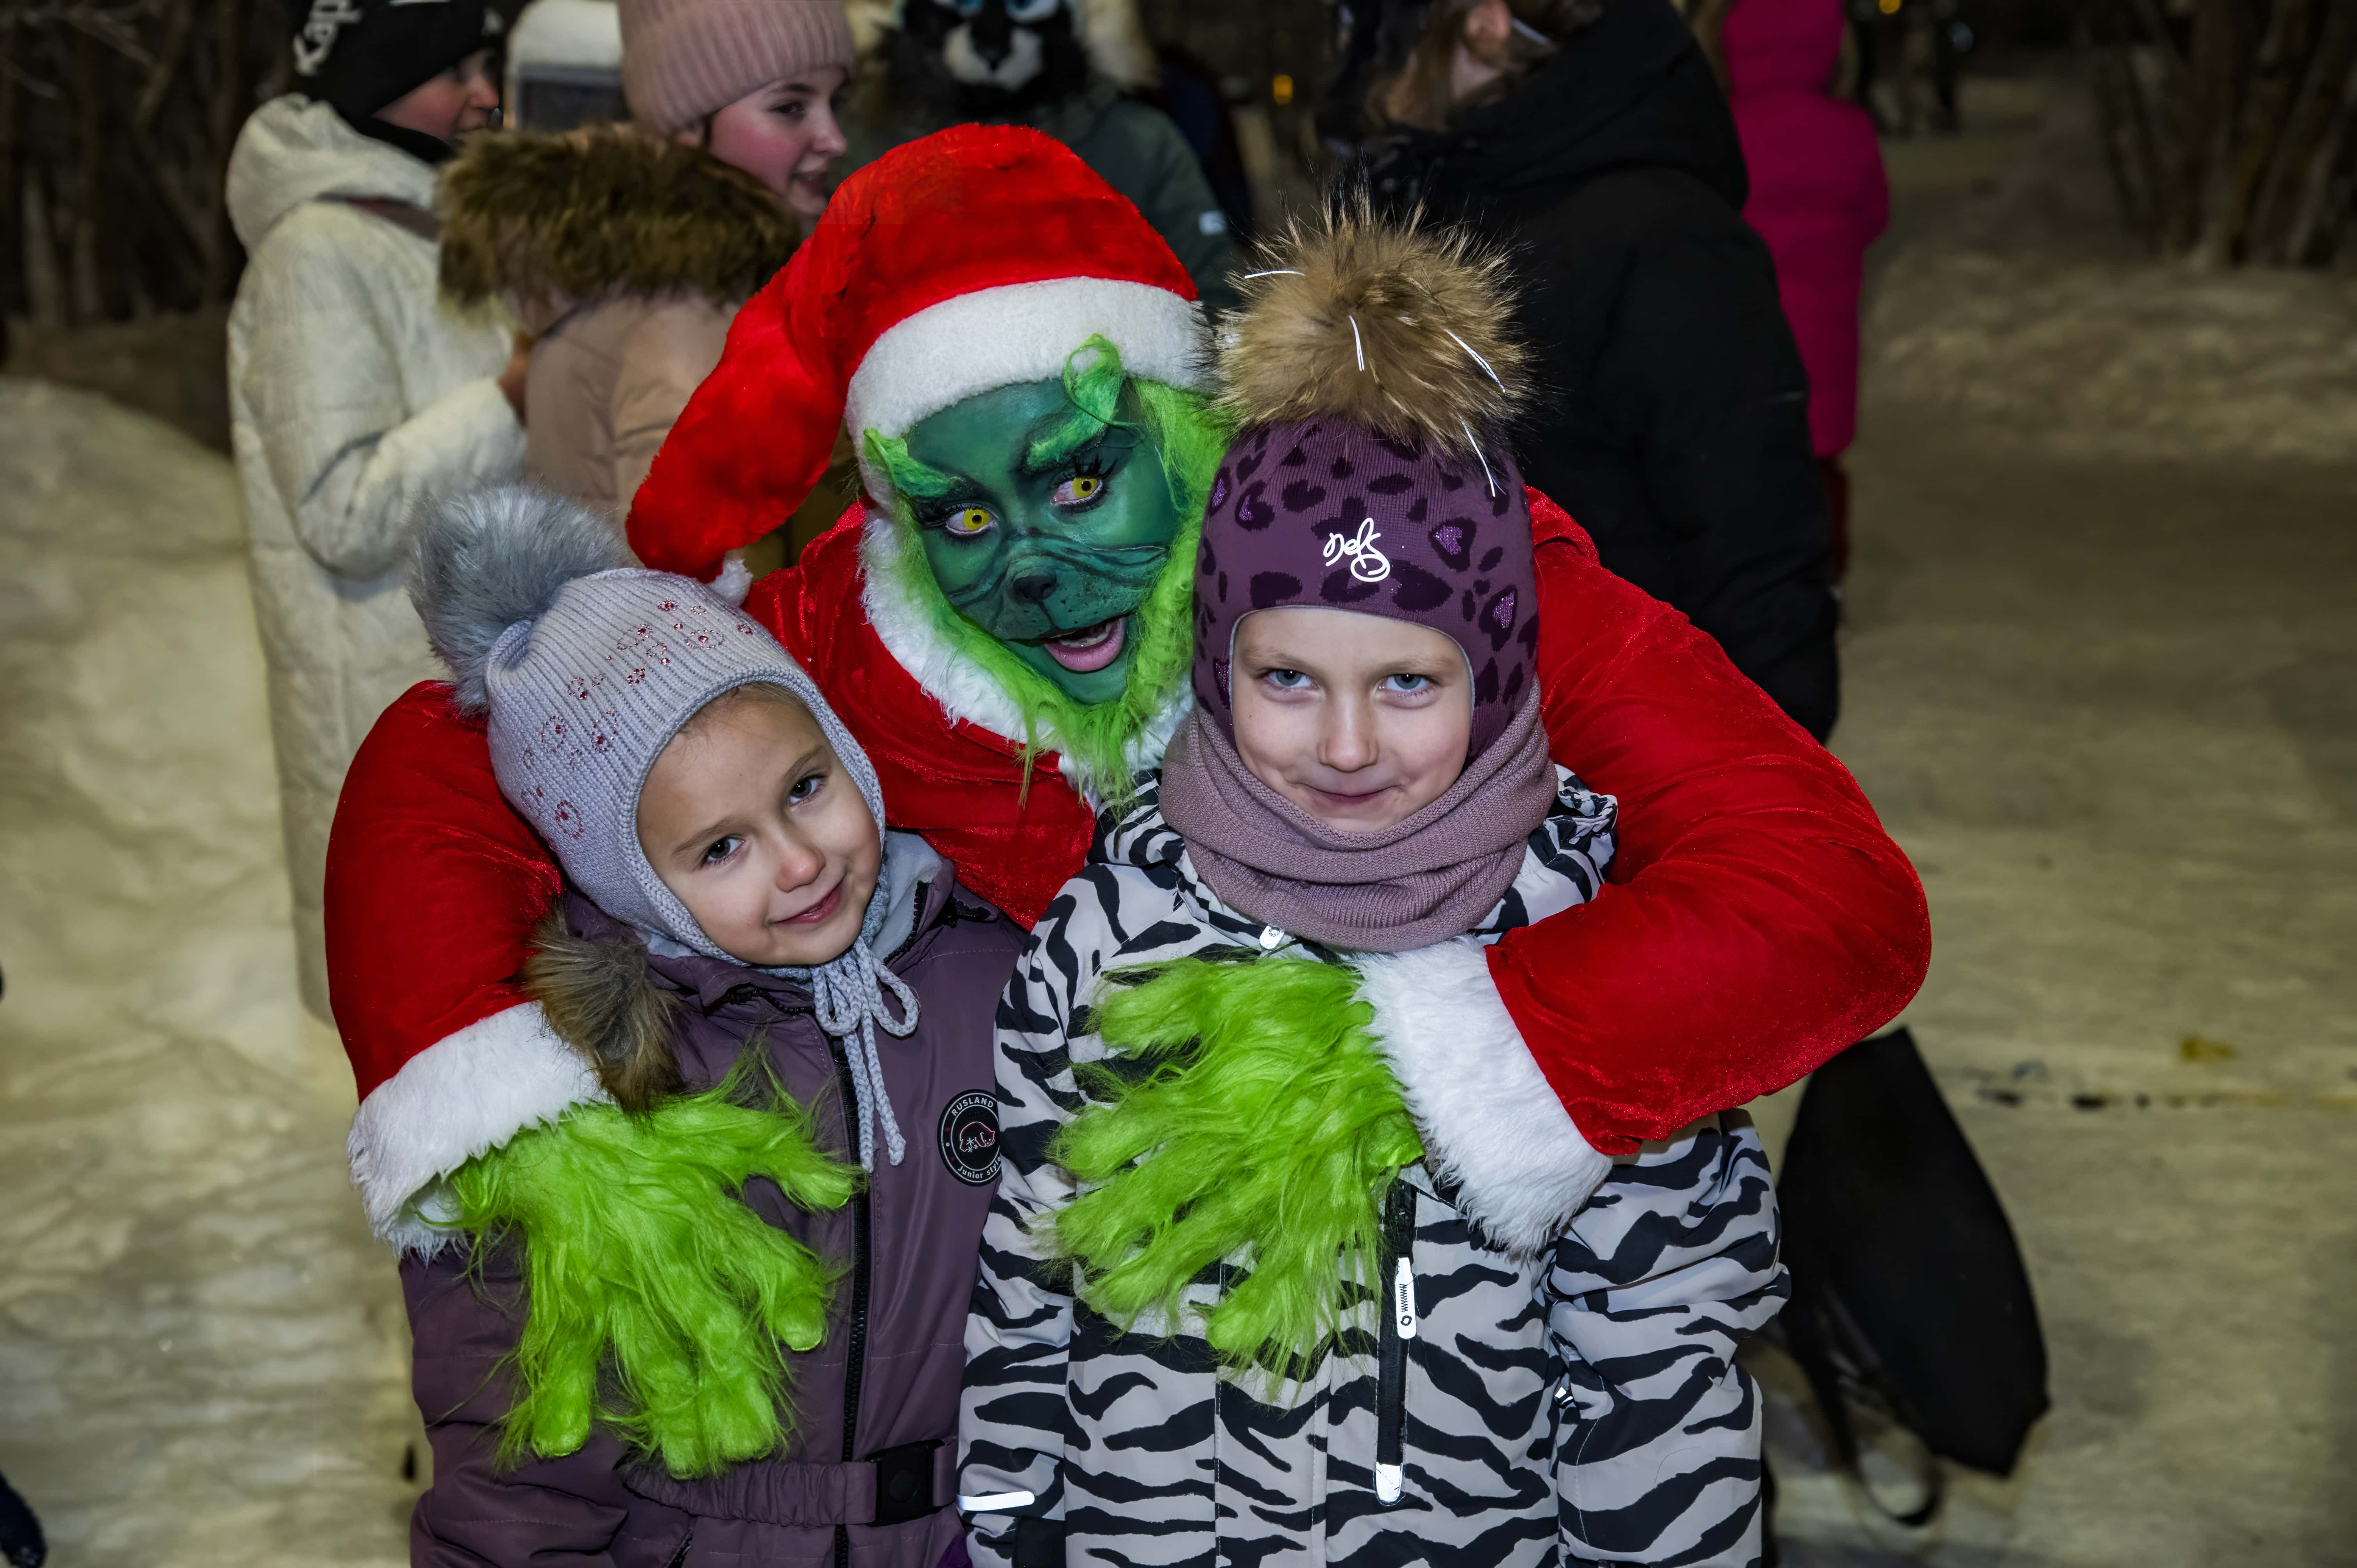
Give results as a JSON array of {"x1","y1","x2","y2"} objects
[
  {"x1": 1048, "y1": 954, "x2": 1424, "y2": 1384},
  {"x1": 867, "y1": 362, "x2": 1231, "y2": 806},
  {"x1": 447, "y1": 1064, "x2": 858, "y2": 1478}
]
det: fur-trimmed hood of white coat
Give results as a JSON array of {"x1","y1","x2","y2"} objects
[{"x1": 226, "y1": 94, "x2": 524, "y2": 1020}]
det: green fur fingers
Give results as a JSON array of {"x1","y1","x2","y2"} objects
[
  {"x1": 447, "y1": 1074, "x2": 858, "y2": 1477},
  {"x1": 1048, "y1": 954, "x2": 1424, "y2": 1382}
]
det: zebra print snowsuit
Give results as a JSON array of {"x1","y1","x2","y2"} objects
[{"x1": 958, "y1": 772, "x2": 1788, "y2": 1568}]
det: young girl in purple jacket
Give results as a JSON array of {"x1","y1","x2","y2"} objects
[{"x1": 389, "y1": 486, "x2": 1019, "y2": 1567}]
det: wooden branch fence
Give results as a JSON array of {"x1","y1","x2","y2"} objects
[
  {"x1": 2, "y1": 0, "x2": 288, "y2": 327},
  {"x1": 2083, "y1": 0, "x2": 2357, "y2": 264}
]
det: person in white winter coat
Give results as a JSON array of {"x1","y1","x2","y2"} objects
[{"x1": 227, "y1": 0, "x2": 528, "y2": 1016}]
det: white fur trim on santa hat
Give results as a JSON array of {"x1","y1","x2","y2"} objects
[
  {"x1": 346, "y1": 1001, "x2": 612, "y2": 1255},
  {"x1": 1354, "y1": 939, "x2": 1612, "y2": 1257},
  {"x1": 846, "y1": 277, "x2": 1210, "y2": 489}
]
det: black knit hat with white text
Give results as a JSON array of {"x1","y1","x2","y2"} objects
[{"x1": 290, "y1": 0, "x2": 501, "y2": 159}]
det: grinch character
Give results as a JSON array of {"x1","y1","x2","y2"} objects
[
  {"x1": 329, "y1": 128, "x2": 1922, "y2": 1353},
  {"x1": 833, "y1": 0, "x2": 1240, "y2": 312}
]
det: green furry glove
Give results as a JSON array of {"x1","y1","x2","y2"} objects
[
  {"x1": 447, "y1": 1077, "x2": 858, "y2": 1477},
  {"x1": 1050, "y1": 954, "x2": 1424, "y2": 1381}
]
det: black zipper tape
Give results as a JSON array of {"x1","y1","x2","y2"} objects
[
  {"x1": 831, "y1": 1038, "x2": 872, "y2": 1568},
  {"x1": 1375, "y1": 1176, "x2": 1416, "y2": 1503}
]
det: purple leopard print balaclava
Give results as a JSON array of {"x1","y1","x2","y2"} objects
[{"x1": 1191, "y1": 418, "x2": 1541, "y2": 760}]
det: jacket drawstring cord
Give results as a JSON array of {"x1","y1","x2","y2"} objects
[{"x1": 811, "y1": 941, "x2": 920, "y2": 1169}]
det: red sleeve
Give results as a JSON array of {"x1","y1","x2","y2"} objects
[
  {"x1": 742, "y1": 504, "x2": 858, "y2": 670},
  {"x1": 1498, "y1": 492, "x2": 1929, "y2": 1153},
  {"x1": 325, "y1": 684, "x2": 562, "y2": 1102}
]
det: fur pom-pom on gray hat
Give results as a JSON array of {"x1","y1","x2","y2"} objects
[{"x1": 407, "y1": 486, "x2": 919, "y2": 1167}]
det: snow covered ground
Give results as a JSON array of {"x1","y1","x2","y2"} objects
[
  {"x1": 1754, "y1": 69, "x2": 2357, "y2": 1568},
  {"x1": 1863, "y1": 76, "x2": 2357, "y2": 468},
  {"x1": 0, "y1": 381, "x2": 418, "y2": 1565}
]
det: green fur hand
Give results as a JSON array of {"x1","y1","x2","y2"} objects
[
  {"x1": 1050, "y1": 954, "x2": 1424, "y2": 1381},
  {"x1": 447, "y1": 1079, "x2": 859, "y2": 1478}
]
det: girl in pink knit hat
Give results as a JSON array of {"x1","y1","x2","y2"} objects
[
  {"x1": 621, "y1": 0, "x2": 857, "y2": 219},
  {"x1": 437, "y1": 0, "x2": 858, "y2": 516}
]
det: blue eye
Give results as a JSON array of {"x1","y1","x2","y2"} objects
[
  {"x1": 788, "y1": 772, "x2": 824, "y2": 804},
  {"x1": 700, "y1": 835, "x2": 743, "y2": 866},
  {"x1": 1006, "y1": 0, "x2": 1059, "y2": 19},
  {"x1": 1383, "y1": 673, "x2": 1432, "y2": 693},
  {"x1": 1262, "y1": 668, "x2": 1311, "y2": 690}
]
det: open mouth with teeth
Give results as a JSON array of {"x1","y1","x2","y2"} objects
[{"x1": 1039, "y1": 615, "x2": 1127, "y2": 673}]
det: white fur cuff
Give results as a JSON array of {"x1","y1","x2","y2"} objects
[
  {"x1": 346, "y1": 1002, "x2": 612, "y2": 1255},
  {"x1": 1355, "y1": 939, "x2": 1611, "y2": 1255}
]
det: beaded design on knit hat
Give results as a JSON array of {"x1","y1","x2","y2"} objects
[
  {"x1": 618, "y1": 0, "x2": 856, "y2": 134},
  {"x1": 409, "y1": 485, "x2": 917, "y2": 1167}
]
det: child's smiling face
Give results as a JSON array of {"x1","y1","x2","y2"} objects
[
  {"x1": 1229, "y1": 607, "x2": 1473, "y2": 833},
  {"x1": 636, "y1": 685, "x2": 882, "y2": 967}
]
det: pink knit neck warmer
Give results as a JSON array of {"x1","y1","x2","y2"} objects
[{"x1": 1158, "y1": 689, "x2": 1558, "y2": 953}]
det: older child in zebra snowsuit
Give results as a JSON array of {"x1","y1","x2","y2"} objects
[{"x1": 956, "y1": 215, "x2": 1787, "y2": 1568}]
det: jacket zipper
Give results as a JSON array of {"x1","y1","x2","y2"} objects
[
  {"x1": 830, "y1": 1036, "x2": 873, "y2": 1568},
  {"x1": 1374, "y1": 1176, "x2": 1417, "y2": 1505},
  {"x1": 714, "y1": 886, "x2": 931, "y2": 1564}
]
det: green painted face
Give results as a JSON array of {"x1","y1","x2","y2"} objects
[{"x1": 899, "y1": 378, "x2": 1184, "y2": 704}]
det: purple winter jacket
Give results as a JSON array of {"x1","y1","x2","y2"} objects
[{"x1": 401, "y1": 857, "x2": 1021, "y2": 1568}]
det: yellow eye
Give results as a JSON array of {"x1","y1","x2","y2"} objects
[
  {"x1": 945, "y1": 505, "x2": 994, "y2": 535},
  {"x1": 1054, "y1": 473, "x2": 1104, "y2": 506}
]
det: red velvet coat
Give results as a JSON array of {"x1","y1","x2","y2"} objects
[{"x1": 327, "y1": 493, "x2": 1926, "y2": 1153}]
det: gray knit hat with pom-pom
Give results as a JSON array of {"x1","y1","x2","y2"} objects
[{"x1": 408, "y1": 487, "x2": 920, "y2": 1166}]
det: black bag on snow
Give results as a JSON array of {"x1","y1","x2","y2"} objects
[{"x1": 1776, "y1": 1028, "x2": 2049, "y2": 1492}]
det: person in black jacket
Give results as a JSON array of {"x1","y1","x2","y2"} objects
[{"x1": 1331, "y1": 0, "x2": 1841, "y2": 740}]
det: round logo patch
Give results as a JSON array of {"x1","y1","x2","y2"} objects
[{"x1": 938, "y1": 1091, "x2": 1002, "y2": 1186}]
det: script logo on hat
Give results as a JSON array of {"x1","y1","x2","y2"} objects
[
  {"x1": 937, "y1": 1091, "x2": 1002, "y2": 1186},
  {"x1": 292, "y1": 0, "x2": 366, "y2": 75},
  {"x1": 1323, "y1": 517, "x2": 1391, "y2": 584}
]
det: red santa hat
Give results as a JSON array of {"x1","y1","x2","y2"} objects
[{"x1": 627, "y1": 124, "x2": 1213, "y2": 581}]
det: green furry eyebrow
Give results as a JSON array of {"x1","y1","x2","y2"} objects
[
  {"x1": 867, "y1": 335, "x2": 1136, "y2": 500},
  {"x1": 1024, "y1": 334, "x2": 1131, "y2": 471},
  {"x1": 862, "y1": 430, "x2": 961, "y2": 502}
]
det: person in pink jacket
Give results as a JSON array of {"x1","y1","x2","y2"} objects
[{"x1": 1722, "y1": 0, "x2": 1888, "y2": 580}]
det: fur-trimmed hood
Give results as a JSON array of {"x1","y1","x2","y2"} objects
[{"x1": 438, "y1": 125, "x2": 797, "y2": 318}]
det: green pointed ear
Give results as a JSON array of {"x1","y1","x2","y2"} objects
[
  {"x1": 862, "y1": 429, "x2": 959, "y2": 507},
  {"x1": 1025, "y1": 334, "x2": 1130, "y2": 471}
]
